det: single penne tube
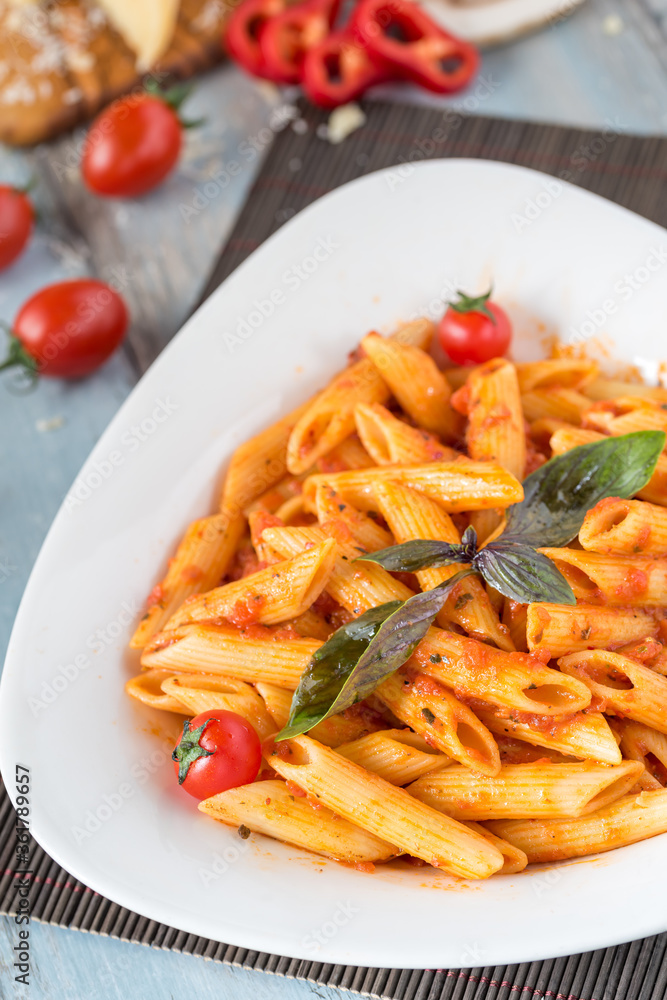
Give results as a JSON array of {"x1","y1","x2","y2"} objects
[
  {"x1": 288, "y1": 608, "x2": 333, "y2": 640},
  {"x1": 274, "y1": 494, "x2": 308, "y2": 525},
  {"x1": 407, "y1": 760, "x2": 643, "y2": 820},
  {"x1": 529, "y1": 417, "x2": 575, "y2": 450},
  {"x1": 584, "y1": 377, "x2": 667, "y2": 403},
  {"x1": 550, "y1": 426, "x2": 667, "y2": 506},
  {"x1": 520, "y1": 388, "x2": 591, "y2": 424},
  {"x1": 222, "y1": 399, "x2": 311, "y2": 510},
  {"x1": 539, "y1": 547, "x2": 667, "y2": 606},
  {"x1": 130, "y1": 507, "x2": 245, "y2": 648},
  {"x1": 372, "y1": 480, "x2": 513, "y2": 650},
  {"x1": 558, "y1": 649, "x2": 667, "y2": 735},
  {"x1": 164, "y1": 539, "x2": 337, "y2": 630},
  {"x1": 583, "y1": 397, "x2": 667, "y2": 441},
  {"x1": 336, "y1": 729, "x2": 451, "y2": 785},
  {"x1": 254, "y1": 681, "x2": 386, "y2": 746},
  {"x1": 141, "y1": 624, "x2": 321, "y2": 687},
  {"x1": 313, "y1": 483, "x2": 393, "y2": 551},
  {"x1": 125, "y1": 669, "x2": 187, "y2": 713},
  {"x1": 361, "y1": 332, "x2": 460, "y2": 440},
  {"x1": 302, "y1": 460, "x2": 524, "y2": 514},
  {"x1": 487, "y1": 789, "x2": 667, "y2": 863},
  {"x1": 464, "y1": 359, "x2": 526, "y2": 480},
  {"x1": 616, "y1": 720, "x2": 667, "y2": 790},
  {"x1": 264, "y1": 735, "x2": 505, "y2": 878},
  {"x1": 161, "y1": 674, "x2": 276, "y2": 739},
  {"x1": 579, "y1": 498, "x2": 667, "y2": 555},
  {"x1": 354, "y1": 402, "x2": 455, "y2": 465},
  {"x1": 314, "y1": 434, "x2": 376, "y2": 473},
  {"x1": 376, "y1": 669, "x2": 501, "y2": 776},
  {"x1": 200, "y1": 780, "x2": 398, "y2": 863},
  {"x1": 525, "y1": 603, "x2": 658, "y2": 657},
  {"x1": 462, "y1": 821, "x2": 528, "y2": 874},
  {"x1": 476, "y1": 706, "x2": 622, "y2": 765},
  {"x1": 244, "y1": 475, "x2": 305, "y2": 517},
  {"x1": 502, "y1": 599, "x2": 528, "y2": 653},
  {"x1": 390, "y1": 317, "x2": 435, "y2": 351},
  {"x1": 262, "y1": 524, "x2": 413, "y2": 617},
  {"x1": 415, "y1": 629, "x2": 591, "y2": 716},
  {"x1": 287, "y1": 358, "x2": 390, "y2": 475},
  {"x1": 516, "y1": 359, "x2": 599, "y2": 393}
]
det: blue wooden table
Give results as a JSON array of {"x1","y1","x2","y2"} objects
[{"x1": 2, "y1": 0, "x2": 667, "y2": 995}]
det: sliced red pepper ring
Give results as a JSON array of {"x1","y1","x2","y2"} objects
[
  {"x1": 259, "y1": 0, "x2": 343, "y2": 84},
  {"x1": 350, "y1": 0, "x2": 479, "y2": 93},
  {"x1": 224, "y1": 0, "x2": 288, "y2": 79},
  {"x1": 301, "y1": 29, "x2": 392, "y2": 108}
]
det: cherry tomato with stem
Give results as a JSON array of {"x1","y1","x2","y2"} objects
[
  {"x1": 0, "y1": 279, "x2": 128, "y2": 381},
  {"x1": 172, "y1": 710, "x2": 262, "y2": 799},
  {"x1": 438, "y1": 288, "x2": 512, "y2": 365},
  {"x1": 0, "y1": 184, "x2": 34, "y2": 271},
  {"x1": 82, "y1": 82, "x2": 203, "y2": 198}
]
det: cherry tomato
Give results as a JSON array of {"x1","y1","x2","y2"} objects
[
  {"x1": 82, "y1": 94, "x2": 183, "y2": 198},
  {"x1": 0, "y1": 185, "x2": 34, "y2": 271},
  {"x1": 172, "y1": 710, "x2": 262, "y2": 800},
  {"x1": 1, "y1": 279, "x2": 128, "y2": 380},
  {"x1": 438, "y1": 289, "x2": 512, "y2": 365}
]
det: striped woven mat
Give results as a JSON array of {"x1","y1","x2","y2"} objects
[{"x1": 3, "y1": 100, "x2": 667, "y2": 1000}]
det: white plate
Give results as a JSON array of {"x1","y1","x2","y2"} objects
[
  {"x1": 418, "y1": 0, "x2": 587, "y2": 47},
  {"x1": 2, "y1": 160, "x2": 667, "y2": 970}
]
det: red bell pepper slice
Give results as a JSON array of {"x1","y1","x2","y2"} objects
[
  {"x1": 350, "y1": 0, "x2": 479, "y2": 94},
  {"x1": 224, "y1": 0, "x2": 288, "y2": 80},
  {"x1": 259, "y1": 0, "x2": 343, "y2": 84},
  {"x1": 301, "y1": 29, "x2": 392, "y2": 108}
]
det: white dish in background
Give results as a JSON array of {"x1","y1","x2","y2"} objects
[
  {"x1": 419, "y1": 0, "x2": 587, "y2": 46},
  {"x1": 1, "y1": 159, "x2": 666, "y2": 970}
]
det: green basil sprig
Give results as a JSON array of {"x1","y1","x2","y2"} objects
[
  {"x1": 276, "y1": 570, "x2": 473, "y2": 740},
  {"x1": 276, "y1": 431, "x2": 664, "y2": 741}
]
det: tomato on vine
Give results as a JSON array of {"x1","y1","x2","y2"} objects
[
  {"x1": 172, "y1": 710, "x2": 262, "y2": 799},
  {"x1": 438, "y1": 289, "x2": 512, "y2": 365}
]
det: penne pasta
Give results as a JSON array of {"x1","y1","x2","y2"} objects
[
  {"x1": 255, "y1": 681, "x2": 386, "y2": 747},
  {"x1": 302, "y1": 460, "x2": 524, "y2": 514},
  {"x1": 539, "y1": 547, "x2": 667, "y2": 606},
  {"x1": 615, "y1": 720, "x2": 667, "y2": 790},
  {"x1": 361, "y1": 332, "x2": 460, "y2": 440},
  {"x1": 462, "y1": 821, "x2": 528, "y2": 874},
  {"x1": 558, "y1": 649, "x2": 667, "y2": 735},
  {"x1": 376, "y1": 669, "x2": 501, "y2": 776},
  {"x1": 415, "y1": 630, "x2": 591, "y2": 716},
  {"x1": 200, "y1": 780, "x2": 398, "y2": 863},
  {"x1": 579, "y1": 498, "x2": 667, "y2": 555},
  {"x1": 130, "y1": 508, "x2": 244, "y2": 648},
  {"x1": 408, "y1": 760, "x2": 643, "y2": 820},
  {"x1": 287, "y1": 358, "x2": 390, "y2": 475},
  {"x1": 125, "y1": 669, "x2": 186, "y2": 713},
  {"x1": 354, "y1": 402, "x2": 455, "y2": 466},
  {"x1": 313, "y1": 483, "x2": 393, "y2": 552},
  {"x1": 265, "y1": 735, "x2": 505, "y2": 878},
  {"x1": 464, "y1": 359, "x2": 526, "y2": 480},
  {"x1": 525, "y1": 603, "x2": 658, "y2": 657},
  {"x1": 488, "y1": 789, "x2": 667, "y2": 863},
  {"x1": 583, "y1": 397, "x2": 667, "y2": 442},
  {"x1": 141, "y1": 623, "x2": 321, "y2": 688},
  {"x1": 516, "y1": 359, "x2": 599, "y2": 393},
  {"x1": 476, "y1": 706, "x2": 622, "y2": 766},
  {"x1": 336, "y1": 729, "x2": 451, "y2": 785},
  {"x1": 164, "y1": 539, "x2": 337, "y2": 630},
  {"x1": 161, "y1": 674, "x2": 277, "y2": 739},
  {"x1": 520, "y1": 388, "x2": 591, "y2": 425},
  {"x1": 584, "y1": 377, "x2": 667, "y2": 404}
]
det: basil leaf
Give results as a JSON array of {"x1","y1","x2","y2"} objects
[
  {"x1": 356, "y1": 533, "x2": 476, "y2": 573},
  {"x1": 276, "y1": 569, "x2": 474, "y2": 740},
  {"x1": 503, "y1": 431, "x2": 665, "y2": 547},
  {"x1": 474, "y1": 543, "x2": 576, "y2": 605},
  {"x1": 276, "y1": 600, "x2": 402, "y2": 740}
]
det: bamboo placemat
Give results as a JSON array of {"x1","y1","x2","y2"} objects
[{"x1": 3, "y1": 101, "x2": 667, "y2": 999}]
